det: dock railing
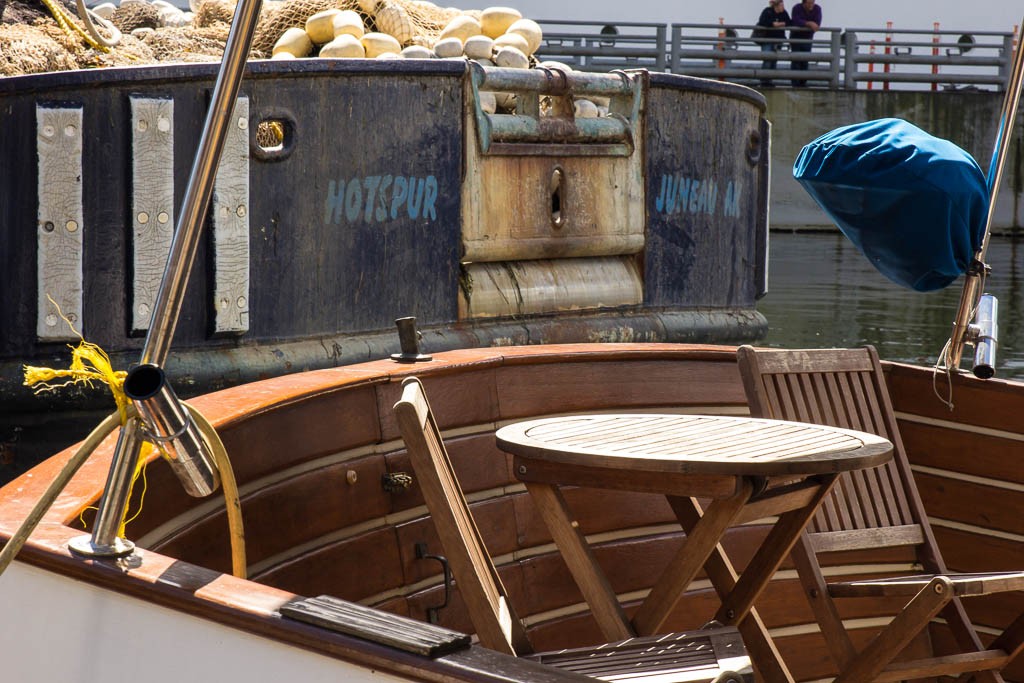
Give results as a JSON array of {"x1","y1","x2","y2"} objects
[
  {"x1": 534, "y1": 20, "x2": 668, "y2": 72},
  {"x1": 535, "y1": 20, "x2": 1017, "y2": 91}
]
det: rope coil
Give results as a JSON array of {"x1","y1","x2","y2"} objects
[{"x1": 39, "y1": 0, "x2": 121, "y2": 52}]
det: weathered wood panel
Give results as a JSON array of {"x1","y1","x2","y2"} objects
[
  {"x1": 459, "y1": 257, "x2": 643, "y2": 319},
  {"x1": 129, "y1": 96, "x2": 175, "y2": 333},
  {"x1": 644, "y1": 75, "x2": 767, "y2": 308},
  {"x1": 36, "y1": 105, "x2": 85, "y2": 342},
  {"x1": 211, "y1": 96, "x2": 251, "y2": 335},
  {"x1": 461, "y1": 97, "x2": 644, "y2": 263}
]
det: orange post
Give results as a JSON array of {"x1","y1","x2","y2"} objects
[
  {"x1": 884, "y1": 21, "x2": 892, "y2": 91},
  {"x1": 932, "y1": 22, "x2": 940, "y2": 91},
  {"x1": 868, "y1": 41, "x2": 875, "y2": 90},
  {"x1": 717, "y1": 17, "x2": 725, "y2": 72}
]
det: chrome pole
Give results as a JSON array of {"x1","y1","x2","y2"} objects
[
  {"x1": 69, "y1": 0, "x2": 263, "y2": 558},
  {"x1": 945, "y1": 18, "x2": 1024, "y2": 371}
]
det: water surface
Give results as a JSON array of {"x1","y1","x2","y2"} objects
[{"x1": 756, "y1": 232, "x2": 1024, "y2": 380}]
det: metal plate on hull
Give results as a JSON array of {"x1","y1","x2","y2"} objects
[{"x1": 36, "y1": 105, "x2": 84, "y2": 342}]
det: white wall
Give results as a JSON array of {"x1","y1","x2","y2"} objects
[{"x1": 515, "y1": 1, "x2": 1023, "y2": 34}]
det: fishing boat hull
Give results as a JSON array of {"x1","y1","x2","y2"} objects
[
  {"x1": 0, "y1": 343, "x2": 1020, "y2": 681},
  {"x1": 0, "y1": 60, "x2": 769, "y2": 481}
]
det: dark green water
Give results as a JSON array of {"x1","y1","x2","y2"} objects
[{"x1": 755, "y1": 231, "x2": 1024, "y2": 380}]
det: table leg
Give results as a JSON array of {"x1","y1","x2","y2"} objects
[
  {"x1": 716, "y1": 476, "x2": 835, "y2": 626},
  {"x1": 631, "y1": 479, "x2": 753, "y2": 637},
  {"x1": 524, "y1": 482, "x2": 635, "y2": 642},
  {"x1": 670, "y1": 495, "x2": 795, "y2": 683},
  {"x1": 670, "y1": 476, "x2": 837, "y2": 683}
]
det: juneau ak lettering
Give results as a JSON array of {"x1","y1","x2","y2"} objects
[{"x1": 654, "y1": 174, "x2": 743, "y2": 218}]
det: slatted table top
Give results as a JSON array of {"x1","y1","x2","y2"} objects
[{"x1": 496, "y1": 413, "x2": 893, "y2": 477}]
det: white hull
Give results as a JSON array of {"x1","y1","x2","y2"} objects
[{"x1": 0, "y1": 562, "x2": 406, "y2": 683}]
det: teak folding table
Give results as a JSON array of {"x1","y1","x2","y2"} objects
[{"x1": 496, "y1": 413, "x2": 893, "y2": 682}]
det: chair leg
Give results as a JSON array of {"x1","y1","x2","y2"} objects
[
  {"x1": 958, "y1": 608, "x2": 1024, "y2": 682},
  {"x1": 942, "y1": 599, "x2": 1004, "y2": 683},
  {"x1": 988, "y1": 608, "x2": 1024, "y2": 662},
  {"x1": 790, "y1": 533, "x2": 857, "y2": 669},
  {"x1": 834, "y1": 576, "x2": 955, "y2": 683}
]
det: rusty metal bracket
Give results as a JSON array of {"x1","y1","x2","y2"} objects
[
  {"x1": 382, "y1": 471, "x2": 413, "y2": 492},
  {"x1": 468, "y1": 62, "x2": 644, "y2": 156},
  {"x1": 415, "y1": 542, "x2": 452, "y2": 624}
]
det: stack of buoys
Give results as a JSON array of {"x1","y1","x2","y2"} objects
[{"x1": 267, "y1": 2, "x2": 543, "y2": 68}]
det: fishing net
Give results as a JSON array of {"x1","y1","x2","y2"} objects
[
  {"x1": 192, "y1": 0, "x2": 235, "y2": 28},
  {"x1": 110, "y1": 0, "x2": 159, "y2": 33},
  {"x1": 0, "y1": 23, "x2": 79, "y2": 76},
  {"x1": 0, "y1": 0, "x2": 496, "y2": 75},
  {"x1": 77, "y1": 32, "x2": 157, "y2": 67},
  {"x1": 370, "y1": 0, "x2": 461, "y2": 45},
  {"x1": 141, "y1": 24, "x2": 231, "y2": 62}
]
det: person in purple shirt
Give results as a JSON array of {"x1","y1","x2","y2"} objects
[{"x1": 789, "y1": 0, "x2": 821, "y2": 87}]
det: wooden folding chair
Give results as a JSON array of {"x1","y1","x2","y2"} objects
[
  {"x1": 736, "y1": 345, "x2": 1024, "y2": 682},
  {"x1": 394, "y1": 376, "x2": 753, "y2": 683}
]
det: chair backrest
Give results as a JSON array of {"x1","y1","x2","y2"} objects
[
  {"x1": 736, "y1": 346, "x2": 946, "y2": 568},
  {"x1": 393, "y1": 377, "x2": 534, "y2": 656}
]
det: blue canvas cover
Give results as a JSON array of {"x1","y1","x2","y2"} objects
[{"x1": 793, "y1": 118, "x2": 988, "y2": 291}]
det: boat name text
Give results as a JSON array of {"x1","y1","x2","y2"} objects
[
  {"x1": 654, "y1": 175, "x2": 742, "y2": 218},
  {"x1": 325, "y1": 175, "x2": 438, "y2": 225}
]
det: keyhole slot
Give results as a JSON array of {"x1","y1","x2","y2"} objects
[{"x1": 550, "y1": 166, "x2": 565, "y2": 229}]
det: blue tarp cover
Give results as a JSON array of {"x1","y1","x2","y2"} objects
[{"x1": 793, "y1": 118, "x2": 988, "y2": 291}]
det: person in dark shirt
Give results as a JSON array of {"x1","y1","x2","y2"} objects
[
  {"x1": 754, "y1": 0, "x2": 790, "y2": 86},
  {"x1": 789, "y1": 0, "x2": 821, "y2": 87}
]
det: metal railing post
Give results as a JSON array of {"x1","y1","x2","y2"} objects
[
  {"x1": 883, "y1": 21, "x2": 893, "y2": 90},
  {"x1": 843, "y1": 31, "x2": 858, "y2": 90},
  {"x1": 829, "y1": 31, "x2": 842, "y2": 89},
  {"x1": 1000, "y1": 33, "x2": 1015, "y2": 86},
  {"x1": 669, "y1": 24, "x2": 682, "y2": 73},
  {"x1": 655, "y1": 24, "x2": 667, "y2": 71}
]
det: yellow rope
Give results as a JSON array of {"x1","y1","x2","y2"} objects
[
  {"x1": 189, "y1": 403, "x2": 247, "y2": 579},
  {"x1": 25, "y1": 341, "x2": 129, "y2": 421},
  {"x1": 40, "y1": 0, "x2": 112, "y2": 52},
  {"x1": 0, "y1": 404, "x2": 247, "y2": 581},
  {"x1": 20, "y1": 308, "x2": 246, "y2": 577},
  {"x1": 0, "y1": 410, "x2": 127, "y2": 579}
]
